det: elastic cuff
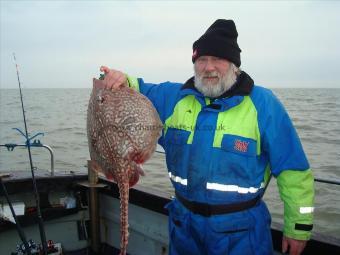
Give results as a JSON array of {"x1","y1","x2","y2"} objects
[
  {"x1": 126, "y1": 75, "x2": 140, "y2": 92},
  {"x1": 283, "y1": 229, "x2": 312, "y2": 241}
]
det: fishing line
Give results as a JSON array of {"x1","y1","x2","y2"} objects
[{"x1": 13, "y1": 53, "x2": 48, "y2": 255}]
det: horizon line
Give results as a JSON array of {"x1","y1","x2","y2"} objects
[{"x1": 1, "y1": 86, "x2": 340, "y2": 89}]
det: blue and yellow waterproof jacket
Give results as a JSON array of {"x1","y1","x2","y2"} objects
[{"x1": 127, "y1": 71, "x2": 314, "y2": 240}]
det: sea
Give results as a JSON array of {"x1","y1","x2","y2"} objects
[{"x1": 0, "y1": 87, "x2": 339, "y2": 239}]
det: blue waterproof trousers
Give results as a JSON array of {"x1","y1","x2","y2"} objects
[{"x1": 166, "y1": 199, "x2": 273, "y2": 255}]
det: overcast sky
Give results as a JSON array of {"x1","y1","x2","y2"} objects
[{"x1": 1, "y1": 0, "x2": 339, "y2": 89}]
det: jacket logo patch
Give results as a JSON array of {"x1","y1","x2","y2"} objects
[{"x1": 234, "y1": 139, "x2": 249, "y2": 153}]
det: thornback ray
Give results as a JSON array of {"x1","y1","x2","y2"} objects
[{"x1": 87, "y1": 78, "x2": 162, "y2": 255}]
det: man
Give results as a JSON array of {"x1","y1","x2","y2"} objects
[{"x1": 100, "y1": 19, "x2": 314, "y2": 255}]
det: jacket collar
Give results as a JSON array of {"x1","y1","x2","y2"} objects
[{"x1": 180, "y1": 71, "x2": 254, "y2": 99}]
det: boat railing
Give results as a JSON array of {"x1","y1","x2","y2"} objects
[
  {"x1": 0, "y1": 141, "x2": 55, "y2": 175},
  {"x1": 314, "y1": 177, "x2": 340, "y2": 186}
]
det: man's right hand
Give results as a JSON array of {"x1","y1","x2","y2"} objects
[{"x1": 100, "y1": 66, "x2": 128, "y2": 90}]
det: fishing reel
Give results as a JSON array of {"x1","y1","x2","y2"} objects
[
  {"x1": 11, "y1": 239, "x2": 62, "y2": 255},
  {"x1": 11, "y1": 239, "x2": 37, "y2": 255}
]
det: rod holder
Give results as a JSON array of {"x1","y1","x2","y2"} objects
[{"x1": 87, "y1": 160, "x2": 101, "y2": 253}]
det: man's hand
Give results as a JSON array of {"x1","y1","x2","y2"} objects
[
  {"x1": 282, "y1": 236, "x2": 307, "y2": 255},
  {"x1": 100, "y1": 66, "x2": 128, "y2": 90}
]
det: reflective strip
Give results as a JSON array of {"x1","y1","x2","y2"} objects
[
  {"x1": 299, "y1": 207, "x2": 314, "y2": 214},
  {"x1": 206, "y1": 182, "x2": 264, "y2": 194},
  {"x1": 169, "y1": 172, "x2": 187, "y2": 186}
]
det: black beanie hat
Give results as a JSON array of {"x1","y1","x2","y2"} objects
[{"x1": 192, "y1": 19, "x2": 241, "y2": 67}]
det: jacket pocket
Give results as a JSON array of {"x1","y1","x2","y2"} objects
[
  {"x1": 166, "y1": 128, "x2": 191, "y2": 145},
  {"x1": 210, "y1": 213, "x2": 255, "y2": 233},
  {"x1": 165, "y1": 200, "x2": 197, "y2": 254},
  {"x1": 208, "y1": 213, "x2": 255, "y2": 254},
  {"x1": 166, "y1": 200, "x2": 188, "y2": 228},
  {"x1": 207, "y1": 134, "x2": 259, "y2": 201},
  {"x1": 165, "y1": 128, "x2": 191, "y2": 195}
]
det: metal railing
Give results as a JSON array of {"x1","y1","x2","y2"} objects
[
  {"x1": 0, "y1": 145, "x2": 338, "y2": 185},
  {"x1": 314, "y1": 177, "x2": 340, "y2": 186},
  {"x1": 0, "y1": 141, "x2": 55, "y2": 175}
]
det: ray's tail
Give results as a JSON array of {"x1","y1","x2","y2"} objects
[{"x1": 118, "y1": 181, "x2": 130, "y2": 255}]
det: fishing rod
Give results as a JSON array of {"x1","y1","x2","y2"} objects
[{"x1": 13, "y1": 53, "x2": 48, "y2": 255}]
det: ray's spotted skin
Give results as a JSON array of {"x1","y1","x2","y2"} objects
[{"x1": 87, "y1": 78, "x2": 162, "y2": 255}]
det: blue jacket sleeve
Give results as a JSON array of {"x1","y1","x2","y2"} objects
[
  {"x1": 252, "y1": 87, "x2": 314, "y2": 240},
  {"x1": 252, "y1": 87, "x2": 310, "y2": 176}
]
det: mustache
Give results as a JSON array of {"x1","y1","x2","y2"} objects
[{"x1": 199, "y1": 71, "x2": 221, "y2": 79}]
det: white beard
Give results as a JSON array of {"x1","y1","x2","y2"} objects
[{"x1": 194, "y1": 64, "x2": 238, "y2": 98}]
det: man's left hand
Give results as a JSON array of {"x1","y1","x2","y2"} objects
[{"x1": 282, "y1": 236, "x2": 307, "y2": 255}]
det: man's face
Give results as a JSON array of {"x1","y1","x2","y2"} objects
[
  {"x1": 194, "y1": 56, "x2": 230, "y2": 84},
  {"x1": 194, "y1": 56, "x2": 236, "y2": 98}
]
